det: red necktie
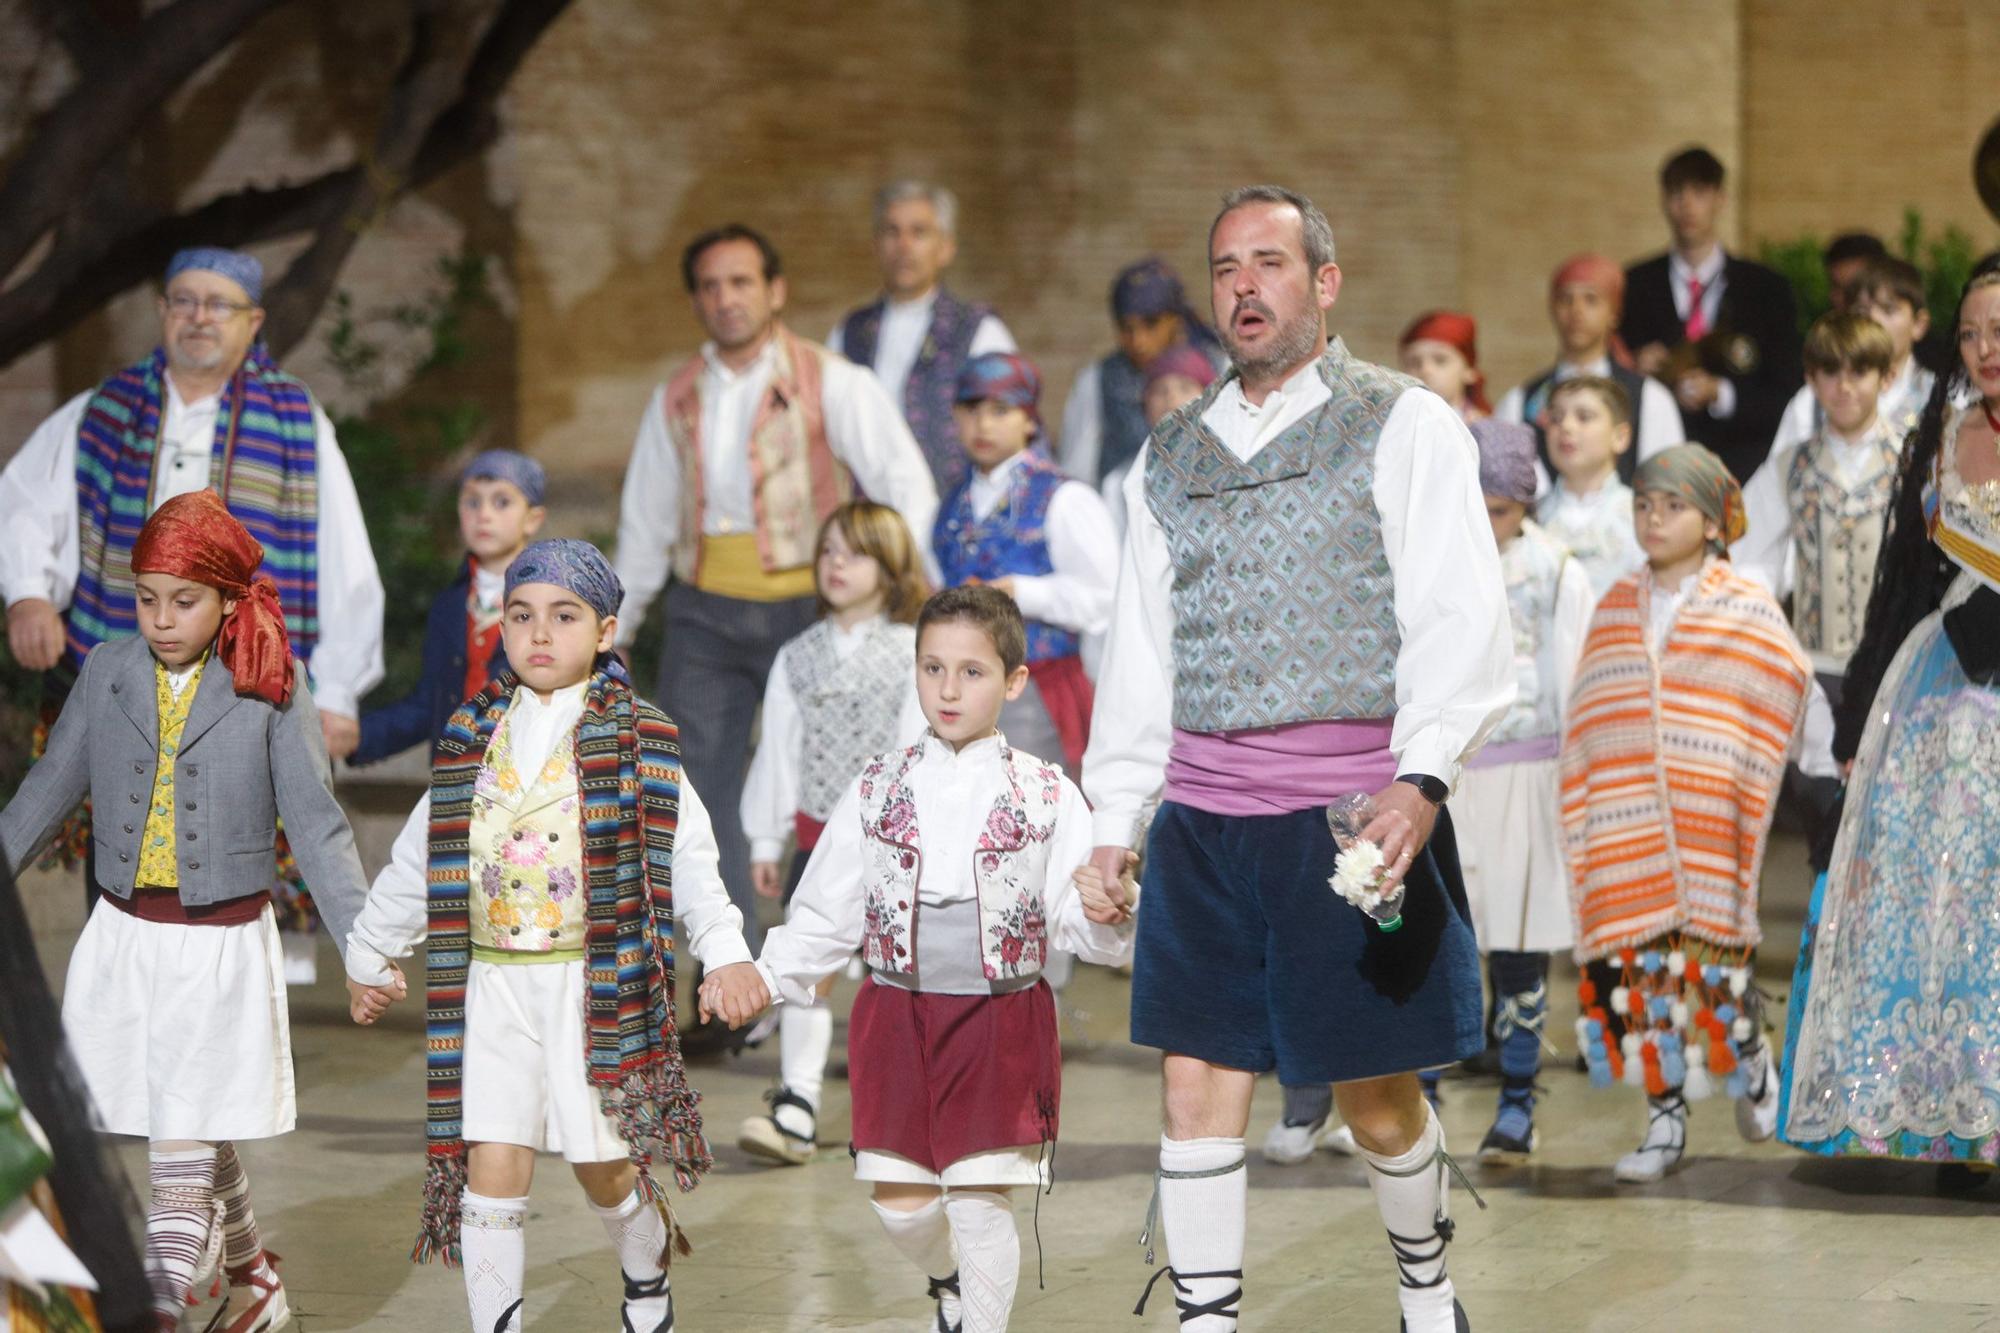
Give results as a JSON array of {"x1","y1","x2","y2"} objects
[{"x1": 1684, "y1": 275, "x2": 1709, "y2": 341}]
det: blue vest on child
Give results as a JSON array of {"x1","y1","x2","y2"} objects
[{"x1": 933, "y1": 450, "x2": 1077, "y2": 664}]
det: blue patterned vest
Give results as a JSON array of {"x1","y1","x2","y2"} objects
[
  {"x1": 933, "y1": 449, "x2": 1076, "y2": 664},
  {"x1": 840, "y1": 287, "x2": 992, "y2": 493},
  {"x1": 1144, "y1": 339, "x2": 1406, "y2": 731}
]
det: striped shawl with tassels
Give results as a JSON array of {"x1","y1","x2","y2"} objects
[{"x1": 414, "y1": 667, "x2": 711, "y2": 1265}]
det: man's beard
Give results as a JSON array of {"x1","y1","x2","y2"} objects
[
  {"x1": 1221, "y1": 300, "x2": 1323, "y2": 382},
  {"x1": 169, "y1": 332, "x2": 229, "y2": 374}
]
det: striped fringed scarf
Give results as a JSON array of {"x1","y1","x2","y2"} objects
[
  {"x1": 70, "y1": 345, "x2": 320, "y2": 669},
  {"x1": 1559, "y1": 559, "x2": 1811, "y2": 962},
  {"x1": 413, "y1": 667, "x2": 711, "y2": 1266}
]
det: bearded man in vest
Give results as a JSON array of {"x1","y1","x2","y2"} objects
[
  {"x1": 830, "y1": 180, "x2": 1015, "y2": 494},
  {"x1": 613, "y1": 224, "x2": 937, "y2": 971},
  {"x1": 0, "y1": 246, "x2": 385, "y2": 934},
  {"x1": 1083, "y1": 187, "x2": 1514, "y2": 1333}
]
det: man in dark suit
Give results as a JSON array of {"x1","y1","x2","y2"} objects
[{"x1": 1621, "y1": 146, "x2": 1803, "y2": 482}]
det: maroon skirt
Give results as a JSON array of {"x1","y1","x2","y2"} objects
[{"x1": 848, "y1": 976, "x2": 1061, "y2": 1173}]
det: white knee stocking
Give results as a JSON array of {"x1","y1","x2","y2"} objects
[
  {"x1": 778, "y1": 1003, "x2": 834, "y2": 1118},
  {"x1": 942, "y1": 1191, "x2": 1019, "y2": 1333},
  {"x1": 1146, "y1": 1135, "x2": 1246, "y2": 1332},
  {"x1": 459, "y1": 1190, "x2": 526, "y2": 1333},
  {"x1": 1359, "y1": 1104, "x2": 1459, "y2": 1333},
  {"x1": 871, "y1": 1197, "x2": 960, "y2": 1327}
]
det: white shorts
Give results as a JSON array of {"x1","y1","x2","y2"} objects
[
  {"x1": 462, "y1": 959, "x2": 628, "y2": 1163},
  {"x1": 854, "y1": 1146, "x2": 1047, "y2": 1189},
  {"x1": 61, "y1": 900, "x2": 294, "y2": 1141}
]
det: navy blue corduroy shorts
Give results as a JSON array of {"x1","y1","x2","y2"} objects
[{"x1": 1129, "y1": 800, "x2": 1484, "y2": 1084}]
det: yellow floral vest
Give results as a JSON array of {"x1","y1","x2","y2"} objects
[
  {"x1": 467, "y1": 710, "x2": 588, "y2": 963},
  {"x1": 136, "y1": 659, "x2": 204, "y2": 888}
]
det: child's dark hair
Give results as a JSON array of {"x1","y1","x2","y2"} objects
[
  {"x1": 1660, "y1": 146, "x2": 1725, "y2": 192},
  {"x1": 1803, "y1": 310, "x2": 1893, "y2": 376},
  {"x1": 815, "y1": 500, "x2": 930, "y2": 625},
  {"x1": 1854, "y1": 255, "x2": 1927, "y2": 315},
  {"x1": 1835, "y1": 254, "x2": 2000, "y2": 761},
  {"x1": 917, "y1": 585, "x2": 1027, "y2": 675},
  {"x1": 1549, "y1": 374, "x2": 1633, "y2": 428},
  {"x1": 1822, "y1": 231, "x2": 1887, "y2": 269}
]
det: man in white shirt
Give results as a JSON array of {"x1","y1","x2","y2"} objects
[
  {"x1": 0, "y1": 249, "x2": 383, "y2": 760},
  {"x1": 829, "y1": 181, "x2": 1015, "y2": 494},
  {"x1": 1085, "y1": 187, "x2": 1512, "y2": 1333},
  {"x1": 613, "y1": 224, "x2": 937, "y2": 965}
]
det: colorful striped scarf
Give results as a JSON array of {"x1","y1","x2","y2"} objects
[
  {"x1": 70, "y1": 346, "x2": 319, "y2": 668},
  {"x1": 413, "y1": 667, "x2": 709, "y2": 1266},
  {"x1": 1559, "y1": 560, "x2": 1810, "y2": 961}
]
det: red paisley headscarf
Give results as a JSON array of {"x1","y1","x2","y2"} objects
[
  {"x1": 130, "y1": 490, "x2": 295, "y2": 706},
  {"x1": 1397, "y1": 310, "x2": 1492, "y2": 414}
]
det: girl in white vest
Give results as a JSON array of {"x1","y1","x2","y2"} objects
[
  {"x1": 735, "y1": 501, "x2": 928, "y2": 1165},
  {"x1": 752, "y1": 587, "x2": 1133, "y2": 1333}
]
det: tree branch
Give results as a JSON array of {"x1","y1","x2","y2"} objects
[{"x1": 0, "y1": 0, "x2": 297, "y2": 283}]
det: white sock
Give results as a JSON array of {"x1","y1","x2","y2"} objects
[
  {"x1": 460, "y1": 1190, "x2": 527, "y2": 1333},
  {"x1": 778, "y1": 1003, "x2": 834, "y2": 1131},
  {"x1": 1359, "y1": 1105, "x2": 1458, "y2": 1333},
  {"x1": 1155, "y1": 1135, "x2": 1246, "y2": 1332},
  {"x1": 942, "y1": 1191, "x2": 1020, "y2": 1333},
  {"x1": 146, "y1": 1143, "x2": 219, "y2": 1323},
  {"x1": 871, "y1": 1198, "x2": 960, "y2": 1327},
  {"x1": 591, "y1": 1189, "x2": 671, "y2": 1329}
]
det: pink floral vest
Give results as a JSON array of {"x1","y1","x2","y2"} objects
[{"x1": 854, "y1": 740, "x2": 1063, "y2": 981}]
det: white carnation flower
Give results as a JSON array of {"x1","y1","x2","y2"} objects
[{"x1": 1329, "y1": 838, "x2": 1388, "y2": 913}]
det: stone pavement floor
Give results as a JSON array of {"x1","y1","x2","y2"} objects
[{"x1": 21, "y1": 829, "x2": 2000, "y2": 1332}]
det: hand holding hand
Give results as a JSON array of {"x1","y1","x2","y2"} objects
[
  {"x1": 1074, "y1": 849, "x2": 1138, "y2": 925},
  {"x1": 321, "y1": 711, "x2": 361, "y2": 760},
  {"x1": 751, "y1": 861, "x2": 784, "y2": 900},
  {"x1": 1083, "y1": 845, "x2": 1135, "y2": 922},
  {"x1": 1362, "y1": 782, "x2": 1439, "y2": 893},
  {"x1": 1675, "y1": 368, "x2": 1721, "y2": 412},
  {"x1": 697, "y1": 962, "x2": 770, "y2": 1030},
  {"x1": 5, "y1": 598, "x2": 64, "y2": 671}
]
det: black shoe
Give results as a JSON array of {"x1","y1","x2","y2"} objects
[
  {"x1": 620, "y1": 1268, "x2": 673, "y2": 1333},
  {"x1": 1401, "y1": 1297, "x2": 1471, "y2": 1331},
  {"x1": 675, "y1": 1019, "x2": 750, "y2": 1061},
  {"x1": 927, "y1": 1271, "x2": 962, "y2": 1332}
]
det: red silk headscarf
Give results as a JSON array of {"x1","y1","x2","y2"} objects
[
  {"x1": 1550, "y1": 253, "x2": 1636, "y2": 369},
  {"x1": 130, "y1": 489, "x2": 295, "y2": 706},
  {"x1": 1397, "y1": 310, "x2": 1492, "y2": 414}
]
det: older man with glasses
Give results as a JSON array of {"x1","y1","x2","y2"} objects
[{"x1": 0, "y1": 247, "x2": 383, "y2": 940}]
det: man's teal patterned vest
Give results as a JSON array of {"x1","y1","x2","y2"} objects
[{"x1": 1144, "y1": 338, "x2": 1407, "y2": 732}]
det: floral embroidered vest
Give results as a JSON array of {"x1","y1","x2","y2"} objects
[
  {"x1": 784, "y1": 618, "x2": 918, "y2": 821},
  {"x1": 662, "y1": 325, "x2": 854, "y2": 584},
  {"x1": 853, "y1": 740, "x2": 1064, "y2": 982},
  {"x1": 1785, "y1": 426, "x2": 1899, "y2": 672},
  {"x1": 933, "y1": 450, "x2": 1077, "y2": 664},
  {"x1": 1489, "y1": 519, "x2": 1570, "y2": 746},
  {"x1": 467, "y1": 711, "x2": 588, "y2": 958}
]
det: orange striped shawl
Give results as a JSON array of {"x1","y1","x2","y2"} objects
[{"x1": 1559, "y1": 560, "x2": 1810, "y2": 961}]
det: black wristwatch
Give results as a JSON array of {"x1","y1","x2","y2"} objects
[{"x1": 1395, "y1": 773, "x2": 1449, "y2": 806}]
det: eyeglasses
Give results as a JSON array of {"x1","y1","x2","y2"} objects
[{"x1": 164, "y1": 293, "x2": 256, "y2": 320}]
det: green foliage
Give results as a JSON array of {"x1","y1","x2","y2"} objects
[
  {"x1": 330, "y1": 248, "x2": 499, "y2": 706},
  {"x1": 1759, "y1": 209, "x2": 1988, "y2": 344}
]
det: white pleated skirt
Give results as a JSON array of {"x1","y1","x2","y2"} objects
[
  {"x1": 1450, "y1": 758, "x2": 1574, "y2": 955},
  {"x1": 61, "y1": 899, "x2": 295, "y2": 1141}
]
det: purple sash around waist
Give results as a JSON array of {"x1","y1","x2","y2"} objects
[
  {"x1": 1162, "y1": 718, "x2": 1397, "y2": 817},
  {"x1": 1464, "y1": 735, "x2": 1560, "y2": 770}
]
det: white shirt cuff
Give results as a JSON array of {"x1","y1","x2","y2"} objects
[
  {"x1": 343, "y1": 942, "x2": 397, "y2": 988},
  {"x1": 312, "y1": 684, "x2": 360, "y2": 719},
  {"x1": 1091, "y1": 807, "x2": 1144, "y2": 849},
  {"x1": 694, "y1": 930, "x2": 755, "y2": 971},
  {"x1": 749, "y1": 836, "x2": 786, "y2": 865},
  {"x1": 1395, "y1": 735, "x2": 1464, "y2": 795},
  {"x1": 1711, "y1": 378, "x2": 1738, "y2": 420}
]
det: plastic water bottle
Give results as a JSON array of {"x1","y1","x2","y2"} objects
[{"x1": 1327, "y1": 792, "x2": 1405, "y2": 932}]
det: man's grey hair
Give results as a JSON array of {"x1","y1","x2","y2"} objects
[
  {"x1": 874, "y1": 181, "x2": 959, "y2": 236},
  {"x1": 1210, "y1": 185, "x2": 1336, "y2": 271}
]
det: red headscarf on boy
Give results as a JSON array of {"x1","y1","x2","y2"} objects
[
  {"x1": 130, "y1": 489, "x2": 296, "y2": 706},
  {"x1": 1550, "y1": 253, "x2": 1637, "y2": 370},
  {"x1": 1397, "y1": 310, "x2": 1493, "y2": 414}
]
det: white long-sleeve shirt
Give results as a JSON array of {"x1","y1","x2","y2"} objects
[
  {"x1": 1081, "y1": 362, "x2": 1516, "y2": 849},
  {"x1": 0, "y1": 380, "x2": 385, "y2": 718},
  {"x1": 342, "y1": 685, "x2": 752, "y2": 987},
  {"x1": 954, "y1": 451, "x2": 1120, "y2": 638},
  {"x1": 825, "y1": 291, "x2": 1014, "y2": 408},
  {"x1": 1538, "y1": 476, "x2": 1645, "y2": 602},
  {"x1": 1057, "y1": 358, "x2": 1109, "y2": 485},
  {"x1": 739, "y1": 617, "x2": 928, "y2": 864},
  {"x1": 612, "y1": 334, "x2": 940, "y2": 644},
  {"x1": 752, "y1": 732, "x2": 1131, "y2": 1006}
]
